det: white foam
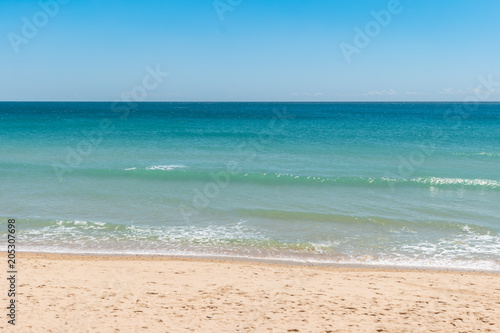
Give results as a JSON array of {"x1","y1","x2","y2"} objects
[
  {"x1": 453, "y1": 152, "x2": 500, "y2": 158},
  {"x1": 15, "y1": 219, "x2": 500, "y2": 272},
  {"x1": 145, "y1": 165, "x2": 187, "y2": 171},
  {"x1": 411, "y1": 177, "x2": 500, "y2": 188}
]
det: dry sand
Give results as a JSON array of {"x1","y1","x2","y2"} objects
[{"x1": 1, "y1": 253, "x2": 499, "y2": 332}]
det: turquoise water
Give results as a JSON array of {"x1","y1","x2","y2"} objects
[{"x1": 1, "y1": 102, "x2": 499, "y2": 270}]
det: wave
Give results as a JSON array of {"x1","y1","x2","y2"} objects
[
  {"x1": 452, "y1": 152, "x2": 500, "y2": 158},
  {"x1": 2, "y1": 161, "x2": 498, "y2": 190},
  {"x1": 125, "y1": 165, "x2": 187, "y2": 171},
  {"x1": 6, "y1": 214, "x2": 496, "y2": 235},
  {"x1": 144, "y1": 165, "x2": 187, "y2": 171},
  {"x1": 405, "y1": 177, "x2": 500, "y2": 188},
  {"x1": 7, "y1": 217, "x2": 500, "y2": 271},
  {"x1": 73, "y1": 167, "x2": 500, "y2": 190},
  {"x1": 11, "y1": 219, "x2": 274, "y2": 248},
  {"x1": 233, "y1": 209, "x2": 498, "y2": 231}
]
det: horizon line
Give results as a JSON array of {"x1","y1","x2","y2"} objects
[{"x1": 2, "y1": 100, "x2": 500, "y2": 103}]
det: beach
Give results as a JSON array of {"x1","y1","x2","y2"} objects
[
  {"x1": 2, "y1": 253, "x2": 498, "y2": 332},
  {"x1": 1, "y1": 103, "x2": 499, "y2": 331},
  {"x1": 3, "y1": 0, "x2": 500, "y2": 331}
]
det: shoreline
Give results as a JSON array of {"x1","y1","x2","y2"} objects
[
  {"x1": 19, "y1": 251, "x2": 500, "y2": 274},
  {"x1": 3, "y1": 252, "x2": 499, "y2": 332}
]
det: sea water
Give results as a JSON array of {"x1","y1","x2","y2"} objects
[{"x1": 1, "y1": 102, "x2": 499, "y2": 270}]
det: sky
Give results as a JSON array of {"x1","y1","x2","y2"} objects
[{"x1": 1, "y1": 0, "x2": 500, "y2": 102}]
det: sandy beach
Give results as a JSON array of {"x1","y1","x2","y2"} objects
[{"x1": 0, "y1": 253, "x2": 498, "y2": 332}]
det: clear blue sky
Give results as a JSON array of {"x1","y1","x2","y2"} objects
[{"x1": 1, "y1": 0, "x2": 499, "y2": 101}]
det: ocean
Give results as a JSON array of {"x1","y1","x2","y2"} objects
[{"x1": 1, "y1": 102, "x2": 499, "y2": 271}]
